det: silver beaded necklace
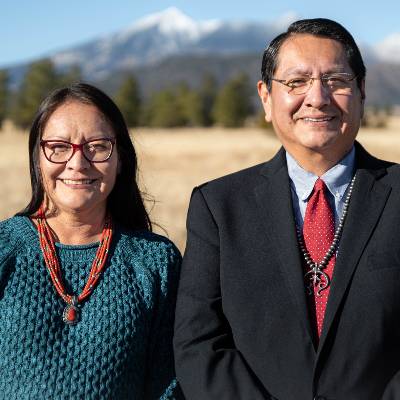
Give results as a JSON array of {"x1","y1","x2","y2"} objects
[{"x1": 296, "y1": 174, "x2": 356, "y2": 297}]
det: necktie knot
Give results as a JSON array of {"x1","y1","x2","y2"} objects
[{"x1": 314, "y1": 178, "x2": 326, "y2": 193}]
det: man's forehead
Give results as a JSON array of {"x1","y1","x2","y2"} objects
[
  {"x1": 275, "y1": 34, "x2": 349, "y2": 74},
  {"x1": 279, "y1": 33, "x2": 345, "y2": 52}
]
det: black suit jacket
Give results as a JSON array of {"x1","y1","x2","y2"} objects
[{"x1": 174, "y1": 143, "x2": 400, "y2": 400}]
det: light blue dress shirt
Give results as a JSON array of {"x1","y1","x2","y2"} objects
[{"x1": 286, "y1": 146, "x2": 356, "y2": 230}]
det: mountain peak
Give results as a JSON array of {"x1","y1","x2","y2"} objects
[
  {"x1": 375, "y1": 33, "x2": 400, "y2": 63},
  {"x1": 271, "y1": 11, "x2": 299, "y2": 30},
  {"x1": 126, "y1": 7, "x2": 198, "y2": 36}
]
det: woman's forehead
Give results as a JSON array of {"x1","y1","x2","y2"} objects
[{"x1": 42, "y1": 101, "x2": 114, "y2": 140}]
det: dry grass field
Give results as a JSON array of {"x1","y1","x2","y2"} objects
[{"x1": 1, "y1": 119, "x2": 400, "y2": 251}]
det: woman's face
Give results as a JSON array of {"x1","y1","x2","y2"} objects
[{"x1": 39, "y1": 100, "x2": 119, "y2": 216}]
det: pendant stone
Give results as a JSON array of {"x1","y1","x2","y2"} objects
[{"x1": 62, "y1": 297, "x2": 80, "y2": 325}]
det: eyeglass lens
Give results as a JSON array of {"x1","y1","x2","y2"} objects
[
  {"x1": 43, "y1": 139, "x2": 113, "y2": 163},
  {"x1": 290, "y1": 76, "x2": 355, "y2": 95}
]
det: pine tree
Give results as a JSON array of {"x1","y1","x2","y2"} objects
[
  {"x1": 146, "y1": 89, "x2": 186, "y2": 127},
  {"x1": 199, "y1": 74, "x2": 218, "y2": 126},
  {"x1": 183, "y1": 90, "x2": 205, "y2": 126},
  {"x1": 12, "y1": 59, "x2": 58, "y2": 129},
  {"x1": 175, "y1": 83, "x2": 204, "y2": 127},
  {"x1": 114, "y1": 75, "x2": 141, "y2": 128},
  {"x1": 213, "y1": 73, "x2": 252, "y2": 127},
  {"x1": 0, "y1": 70, "x2": 8, "y2": 129},
  {"x1": 58, "y1": 65, "x2": 82, "y2": 86}
]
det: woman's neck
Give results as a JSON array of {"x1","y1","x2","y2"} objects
[{"x1": 44, "y1": 207, "x2": 107, "y2": 245}]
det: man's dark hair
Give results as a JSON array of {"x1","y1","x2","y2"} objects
[
  {"x1": 261, "y1": 18, "x2": 366, "y2": 92},
  {"x1": 18, "y1": 82, "x2": 152, "y2": 232}
]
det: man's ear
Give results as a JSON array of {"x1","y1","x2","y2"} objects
[
  {"x1": 360, "y1": 78, "x2": 366, "y2": 101},
  {"x1": 360, "y1": 78, "x2": 366, "y2": 119},
  {"x1": 257, "y1": 81, "x2": 272, "y2": 122}
]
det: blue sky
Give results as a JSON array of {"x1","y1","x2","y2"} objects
[{"x1": 1, "y1": 0, "x2": 399, "y2": 67}]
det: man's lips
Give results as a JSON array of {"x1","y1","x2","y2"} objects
[{"x1": 298, "y1": 116, "x2": 336, "y2": 122}]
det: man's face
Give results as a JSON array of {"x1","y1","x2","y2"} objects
[{"x1": 258, "y1": 34, "x2": 365, "y2": 160}]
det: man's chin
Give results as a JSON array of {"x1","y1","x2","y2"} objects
[{"x1": 299, "y1": 130, "x2": 342, "y2": 152}]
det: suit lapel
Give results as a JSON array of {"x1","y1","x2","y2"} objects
[
  {"x1": 254, "y1": 144, "x2": 392, "y2": 355},
  {"x1": 254, "y1": 148, "x2": 315, "y2": 343},
  {"x1": 318, "y1": 146, "x2": 392, "y2": 352}
]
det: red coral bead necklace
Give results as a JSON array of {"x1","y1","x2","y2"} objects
[{"x1": 34, "y1": 205, "x2": 113, "y2": 325}]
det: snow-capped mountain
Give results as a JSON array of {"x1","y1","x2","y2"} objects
[
  {"x1": 119, "y1": 7, "x2": 222, "y2": 40},
  {"x1": 49, "y1": 7, "x2": 297, "y2": 80},
  {"x1": 374, "y1": 33, "x2": 400, "y2": 64},
  {"x1": 3, "y1": 8, "x2": 400, "y2": 105},
  {"x1": 41, "y1": 7, "x2": 400, "y2": 79}
]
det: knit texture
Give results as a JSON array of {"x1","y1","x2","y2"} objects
[{"x1": 0, "y1": 216, "x2": 182, "y2": 399}]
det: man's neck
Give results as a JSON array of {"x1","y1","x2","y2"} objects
[{"x1": 285, "y1": 145, "x2": 354, "y2": 176}]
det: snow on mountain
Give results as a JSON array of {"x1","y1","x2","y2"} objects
[
  {"x1": 7, "y1": 7, "x2": 400, "y2": 87},
  {"x1": 374, "y1": 33, "x2": 400, "y2": 64},
  {"x1": 271, "y1": 11, "x2": 299, "y2": 31},
  {"x1": 51, "y1": 8, "x2": 229, "y2": 78},
  {"x1": 47, "y1": 8, "x2": 284, "y2": 79},
  {"x1": 120, "y1": 7, "x2": 221, "y2": 40}
]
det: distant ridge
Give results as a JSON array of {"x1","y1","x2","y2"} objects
[
  {"x1": 3, "y1": 8, "x2": 400, "y2": 105},
  {"x1": 47, "y1": 7, "x2": 288, "y2": 80}
]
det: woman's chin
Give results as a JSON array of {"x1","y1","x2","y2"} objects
[{"x1": 50, "y1": 196, "x2": 105, "y2": 216}]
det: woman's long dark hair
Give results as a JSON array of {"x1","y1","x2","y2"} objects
[{"x1": 17, "y1": 82, "x2": 152, "y2": 232}]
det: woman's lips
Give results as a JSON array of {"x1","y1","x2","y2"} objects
[{"x1": 60, "y1": 179, "x2": 97, "y2": 186}]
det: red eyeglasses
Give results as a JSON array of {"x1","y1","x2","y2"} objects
[{"x1": 40, "y1": 138, "x2": 115, "y2": 164}]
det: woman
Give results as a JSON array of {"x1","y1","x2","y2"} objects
[{"x1": 0, "y1": 83, "x2": 182, "y2": 399}]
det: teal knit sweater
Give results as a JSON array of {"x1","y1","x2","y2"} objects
[{"x1": 0, "y1": 216, "x2": 183, "y2": 399}]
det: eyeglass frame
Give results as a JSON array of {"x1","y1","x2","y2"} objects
[
  {"x1": 269, "y1": 73, "x2": 358, "y2": 95},
  {"x1": 40, "y1": 138, "x2": 116, "y2": 164}
]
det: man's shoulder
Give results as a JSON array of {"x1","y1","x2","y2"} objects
[
  {"x1": 201, "y1": 162, "x2": 266, "y2": 189},
  {"x1": 198, "y1": 148, "x2": 285, "y2": 195},
  {"x1": 355, "y1": 141, "x2": 400, "y2": 181},
  {"x1": 383, "y1": 162, "x2": 400, "y2": 186}
]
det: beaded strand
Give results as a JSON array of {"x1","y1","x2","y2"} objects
[
  {"x1": 36, "y1": 206, "x2": 113, "y2": 324},
  {"x1": 297, "y1": 174, "x2": 356, "y2": 296}
]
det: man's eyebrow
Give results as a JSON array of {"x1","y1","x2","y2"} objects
[
  {"x1": 277, "y1": 67, "x2": 312, "y2": 76},
  {"x1": 277, "y1": 65, "x2": 350, "y2": 76},
  {"x1": 323, "y1": 67, "x2": 351, "y2": 74}
]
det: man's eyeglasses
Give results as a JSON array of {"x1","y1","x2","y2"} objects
[
  {"x1": 270, "y1": 73, "x2": 358, "y2": 95},
  {"x1": 40, "y1": 138, "x2": 115, "y2": 164}
]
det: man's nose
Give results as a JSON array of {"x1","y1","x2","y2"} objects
[{"x1": 304, "y1": 78, "x2": 331, "y2": 108}]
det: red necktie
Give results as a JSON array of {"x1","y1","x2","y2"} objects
[{"x1": 303, "y1": 178, "x2": 335, "y2": 338}]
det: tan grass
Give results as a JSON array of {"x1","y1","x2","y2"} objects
[{"x1": 1, "y1": 121, "x2": 400, "y2": 251}]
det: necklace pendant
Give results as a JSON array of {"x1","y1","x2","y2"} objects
[
  {"x1": 36, "y1": 212, "x2": 113, "y2": 328},
  {"x1": 63, "y1": 297, "x2": 80, "y2": 325},
  {"x1": 304, "y1": 263, "x2": 330, "y2": 297}
]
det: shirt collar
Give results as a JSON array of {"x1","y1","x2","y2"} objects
[{"x1": 286, "y1": 146, "x2": 355, "y2": 202}]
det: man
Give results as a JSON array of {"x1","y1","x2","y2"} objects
[{"x1": 174, "y1": 18, "x2": 400, "y2": 400}]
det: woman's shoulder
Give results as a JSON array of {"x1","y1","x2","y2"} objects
[
  {"x1": 115, "y1": 229, "x2": 181, "y2": 293},
  {"x1": 119, "y1": 228, "x2": 180, "y2": 253},
  {"x1": 116, "y1": 227, "x2": 182, "y2": 268},
  {"x1": 0, "y1": 215, "x2": 30, "y2": 263}
]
